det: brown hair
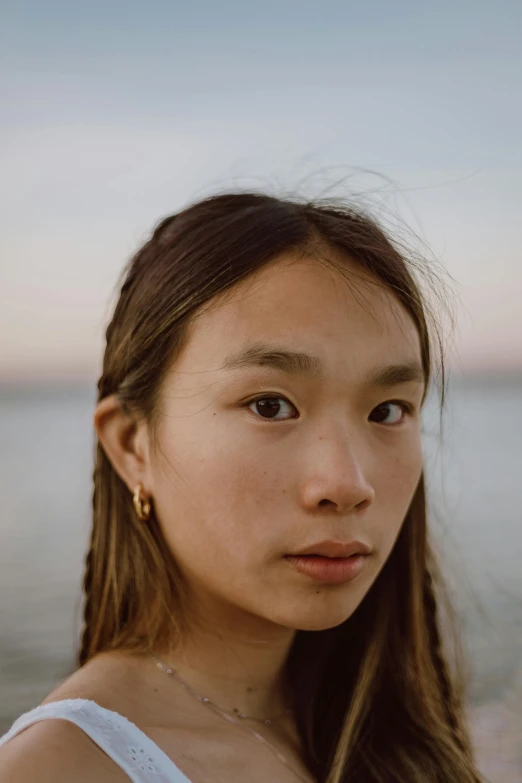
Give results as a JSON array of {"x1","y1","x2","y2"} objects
[{"x1": 81, "y1": 192, "x2": 486, "y2": 782}]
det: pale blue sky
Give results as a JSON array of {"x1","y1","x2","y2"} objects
[{"x1": 1, "y1": 0, "x2": 521, "y2": 381}]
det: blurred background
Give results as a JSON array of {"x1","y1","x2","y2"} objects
[{"x1": 1, "y1": 1, "x2": 521, "y2": 779}]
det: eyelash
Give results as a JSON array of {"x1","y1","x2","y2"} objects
[{"x1": 242, "y1": 393, "x2": 414, "y2": 426}]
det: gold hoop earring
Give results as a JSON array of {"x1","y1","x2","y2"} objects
[{"x1": 133, "y1": 483, "x2": 151, "y2": 521}]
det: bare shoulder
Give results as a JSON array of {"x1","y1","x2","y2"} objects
[
  {"x1": 0, "y1": 717, "x2": 128, "y2": 782},
  {"x1": 38, "y1": 649, "x2": 175, "y2": 727},
  {"x1": 0, "y1": 652, "x2": 142, "y2": 783},
  {"x1": 40, "y1": 649, "x2": 138, "y2": 707}
]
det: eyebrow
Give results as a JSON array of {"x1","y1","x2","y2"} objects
[{"x1": 221, "y1": 342, "x2": 425, "y2": 388}]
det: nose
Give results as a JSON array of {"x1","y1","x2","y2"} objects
[{"x1": 299, "y1": 435, "x2": 375, "y2": 514}]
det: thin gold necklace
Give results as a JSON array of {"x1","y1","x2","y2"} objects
[{"x1": 151, "y1": 652, "x2": 314, "y2": 783}]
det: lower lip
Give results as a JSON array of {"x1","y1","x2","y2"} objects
[{"x1": 284, "y1": 554, "x2": 367, "y2": 584}]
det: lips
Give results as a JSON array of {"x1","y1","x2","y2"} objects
[
  {"x1": 289, "y1": 540, "x2": 371, "y2": 559},
  {"x1": 284, "y1": 552, "x2": 368, "y2": 583},
  {"x1": 298, "y1": 554, "x2": 352, "y2": 559}
]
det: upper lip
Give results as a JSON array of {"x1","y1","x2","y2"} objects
[{"x1": 288, "y1": 540, "x2": 371, "y2": 558}]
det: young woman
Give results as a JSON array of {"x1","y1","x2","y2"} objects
[{"x1": 0, "y1": 192, "x2": 487, "y2": 782}]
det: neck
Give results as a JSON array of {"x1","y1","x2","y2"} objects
[{"x1": 155, "y1": 610, "x2": 297, "y2": 719}]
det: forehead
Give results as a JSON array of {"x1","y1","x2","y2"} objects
[{"x1": 176, "y1": 254, "x2": 423, "y2": 379}]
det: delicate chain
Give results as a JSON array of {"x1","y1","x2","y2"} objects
[
  {"x1": 151, "y1": 652, "x2": 314, "y2": 783},
  {"x1": 151, "y1": 652, "x2": 291, "y2": 725}
]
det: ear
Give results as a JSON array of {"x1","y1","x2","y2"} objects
[{"x1": 93, "y1": 394, "x2": 152, "y2": 495}]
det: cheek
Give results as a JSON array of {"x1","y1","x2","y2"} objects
[
  {"x1": 374, "y1": 443, "x2": 423, "y2": 544},
  {"x1": 179, "y1": 422, "x2": 285, "y2": 517},
  {"x1": 153, "y1": 437, "x2": 279, "y2": 571},
  {"x1": 383, "y1": 446, "x2": 422, "y2": 496}
]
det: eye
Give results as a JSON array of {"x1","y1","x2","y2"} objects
[
  {"x1": 244, "y1": 394, "x2": 298, "y2": 421},
  {"x1": 242, "y1": 395, "x2": 414, "y2": 425},
  {"x1": 369, "y1": 400, "x2": 413, "y2": 426}
]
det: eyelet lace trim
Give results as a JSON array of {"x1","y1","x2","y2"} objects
[{"x1": 0, "y1": 698, "x2": 191, "y2": 782}]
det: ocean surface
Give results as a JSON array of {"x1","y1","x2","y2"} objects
[{"x1": 1, "y1": 374, "x2": 521, "y2": 780}]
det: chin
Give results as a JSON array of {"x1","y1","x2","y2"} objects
[{"x1": 274, "y1": 595, "x2": 365, "y2": 633}]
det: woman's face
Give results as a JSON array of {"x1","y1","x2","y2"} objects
[{"x1": 147, "y1": 252, "x2": 425, "y2": 632}]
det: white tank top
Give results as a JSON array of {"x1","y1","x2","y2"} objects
[{"x1": 0, "y1": 698, "x2": 193, "y2": 782}]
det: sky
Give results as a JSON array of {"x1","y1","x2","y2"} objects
[{"x1": 1, "y1": 0, "x2": 521, "y2": 383}]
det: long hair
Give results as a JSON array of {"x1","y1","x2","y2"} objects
[{"x1": 80, "y1": 191, "x2": 486, "y2": 782}]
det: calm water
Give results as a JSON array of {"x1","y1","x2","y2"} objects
[{"x1": 1, "y1": 375, "x2": 521, "y2": 777}]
